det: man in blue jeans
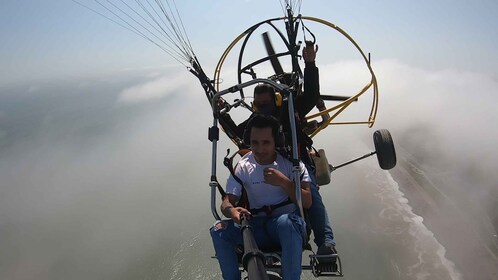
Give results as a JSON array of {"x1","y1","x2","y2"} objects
[
  {"x1": 210, "y1": 114, "x2": 312, "y2": 279},
  {"x1": 218, "y1": 43, "x2": 336, "y2": 255}
]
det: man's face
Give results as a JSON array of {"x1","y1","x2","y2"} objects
[
  {"x1": 253, "y1": 92, "x2": 275, "y2": 115},
  {"x1": 250, "y1": 127, "x2": 276, "y2": 165}
]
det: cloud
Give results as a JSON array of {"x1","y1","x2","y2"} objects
[
  {"x1": 371, "y1": 59, "x2": 498, "y2": 158},
  {"x1": 317, "y1": 58, "x2": 498, "y2": 278},
  {"x1": 117, "y1": 73, "x2": 189, "y2": 104},
  {"x1": 27, "y1": 85, "x2": 40, "y2": 93},
  {"x1": 0, "y1": 76, "x2": 215, "y2": 280},
  {"x1": 316, "y1": 58, "x2": 498, "y2": 162},
  {"x1": 1, "y1": 59, "x2": 497, "y2": 279}
]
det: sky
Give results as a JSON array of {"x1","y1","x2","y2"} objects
[
  {"x1": 1, "y1": 1, "x2": 498, "y2": 279},
  {"x1": 0, "y1": 0, "x2": 497, "y2": 86}
]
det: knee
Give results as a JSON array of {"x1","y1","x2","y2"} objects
[
  {"x1": 277, "y1": 214, "x2": 293, "y2": 225},
  {"x1": 277, "y1": 214, "x2": 305, "y2": 235},
  {"x1": 210, "y1": 220, "x2": 227, "y2": 239}
]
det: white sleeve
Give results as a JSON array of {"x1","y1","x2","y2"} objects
[
  {"x1": 299, "y1": 161, "x2": 311, "y2": 183},
  {"x1": 226, "y1": 164, "x2": 244, "y2": 197}
]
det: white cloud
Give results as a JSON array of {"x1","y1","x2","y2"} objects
[
  {"x1": 373, "y1": 59, "x2": 498, "y2": 143},
  {"x1": 117, "y1": 73, "x2": 189, "y2": 104},
  {"x1": 27, "y1": 85, "x2": 40, "y2": 93},
  {"x1": 317, "y1": 58, "x2": 498, "y2": 183},
  {"x1": 1, "y1": 58, "x2": 497, "y2": 279}
]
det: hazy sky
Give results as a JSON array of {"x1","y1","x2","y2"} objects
[{"x1": 1, "y1": 0, "x2": 497, "y2": 86}]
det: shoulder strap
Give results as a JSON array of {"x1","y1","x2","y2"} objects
[
  {"x1": 214, "y1": 179, "x2": 226, "y2": 199},
  {"x1": 223, "y1": 149, "x2": 250, "y2": 183},
  {"x1": 223, "y1": 148, "x2": 251, "y2": 208}
]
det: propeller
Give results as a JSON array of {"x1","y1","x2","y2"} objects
[
  {"x1": 262, "y1": 32, "x2": 284, "y2": 77},
  {"x1": 263, "y1": 31, "x2": 355, "y2": 135},
  {"x1": 262, "y1": 31, "x2": 296, "y2": 86}
]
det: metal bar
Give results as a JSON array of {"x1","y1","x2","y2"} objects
[
  {"x1": 285, "y1": 89, "x2": 305, "y2": 220},
  {"x1": 209, "y1": 114, "x2": 221, "y2": 220},
  {"x1": 332, "y1": 151, "x2": 376, "y2": 171}
]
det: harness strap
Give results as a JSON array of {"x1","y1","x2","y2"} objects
[
  {"x1": 223, "y1": 149, "x2": 250, "y2": 184},
  {"x1": 223, "y1": 148, "x2": 251, "y2": 208},
  {"x1": 210, "y1": 174, "x2": 227, "y2": 199},
  {"x1": 250, "y1": 198, "x2": 293, "y2": 216}
]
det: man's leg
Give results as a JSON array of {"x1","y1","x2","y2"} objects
[
  {"x1": 210, "y1": 220, "x2": 242, "y2": 280},
  {"x1": 265, "y1": 213, "x2": 306, "y2": 280},
  {"x1": 307, "y1": 168, "x2": 335, "y2": 248}
]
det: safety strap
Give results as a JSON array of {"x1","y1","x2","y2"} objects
[
  {"x1": 223, "y1": 149, "x2": 249, "y2": 185},
  {"x1": 223, "y1": 148, "x2": 251, "y2": 208},
  {"x1": 212, "y1": 177, "x2": 226, "y2": 199},
  {"x1": 250, "y1": 198, "x2": 293, "y2": 216}
]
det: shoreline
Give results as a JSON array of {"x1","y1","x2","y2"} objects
[{"x1": 389, "y1": 151, "x2": 498, "y2": 280}]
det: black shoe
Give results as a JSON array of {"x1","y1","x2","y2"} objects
[
  {"x1": 316, "y1": 243, "x2": 338, "y2": 271},
  {"x1": 317, "y1": 242, "x2": 337, "y2": 255}
]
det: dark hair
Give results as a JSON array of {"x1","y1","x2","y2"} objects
[
  {"x1": 253, "y1": 84, "x2": 276, "y2": 98},
  {"x1": 244, "y1": 114, "x2": 280, "y2": 145}
]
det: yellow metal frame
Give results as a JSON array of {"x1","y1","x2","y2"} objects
[{"x1": 213, "y1": 16, "x2": 378, "y2": 138}]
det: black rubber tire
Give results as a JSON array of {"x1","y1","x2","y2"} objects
[{"x1": 373, "y1": 129, "x2": 397, "y2": 170}]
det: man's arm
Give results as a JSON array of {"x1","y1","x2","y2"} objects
[
  {"x1": 218, "y1": 113, "x2": 244, "y2": 140},
  {"x1": 216, "y1": 98, "x2": 246, "y2": 145},
  {"x1": 221, "y1": 194, "x2": 251, "y2": 224},
  {"x1": 220, "y1": 194, "x2": 238, "y2": 219},
  {"x1": 281, "y1": 179, "x2": 312, "y2": 209},
  {"x1": 298, "y1": 44, "x2": 321, "y2": 117},
  {"x1": 263, "y1": 168, "x2": 312, "y2": 209}
]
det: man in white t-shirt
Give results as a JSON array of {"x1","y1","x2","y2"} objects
[{"x1": 210, "y1": 114, "x2": 312, "y2": 280}]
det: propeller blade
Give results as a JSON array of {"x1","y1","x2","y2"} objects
[{"x1": 262, "y1": 32, "x2": 284, "y2": 76}]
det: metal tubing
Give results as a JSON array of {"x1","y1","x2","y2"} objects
[
  {"x1": 331, "y1": 151, "x2": 376, "y2": 172},
  {"x1": 285, "y1": 90, "x2": 305, "y2": 219},
  {"x1": 210, "y1": 113, "x2": 221, "y2": 220}
]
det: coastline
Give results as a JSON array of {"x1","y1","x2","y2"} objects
[{"x1": 389, "y1": 148, "x2": 498, "y2": 280}]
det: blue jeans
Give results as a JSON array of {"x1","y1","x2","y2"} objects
[
  {"x1": 306, "y1": 166, "x2": 335, "y2": 247},
  {"x1": 210, "y1": 212, "x2": 306, "y2": 280}
]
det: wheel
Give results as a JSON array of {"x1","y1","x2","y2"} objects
[{"x1": 373, "y1": 129, "x2": 397, "y2": 170}]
